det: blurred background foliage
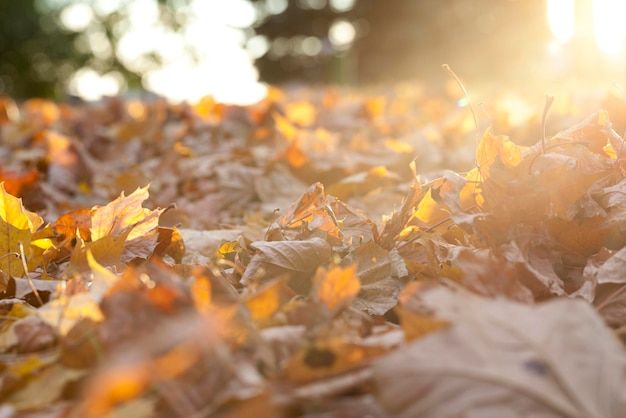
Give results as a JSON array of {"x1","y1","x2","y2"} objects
[{"x1": 0, "y1": 0, "x2": 610, "y2": 102}]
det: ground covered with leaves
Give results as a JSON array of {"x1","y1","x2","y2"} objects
[{"x1": 0, "y1": 82, "x2": 626, "y2": 417}]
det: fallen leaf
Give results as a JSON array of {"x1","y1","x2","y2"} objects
[
  {"x1": 0, "y1": 183, "x2": 42, "y2": 277},
  {"x1": 90, "y1": 185, "x2": 161, "y2": 241},
  {"x1": 241, "y1": 237, "x2": 332, "y2": 292},
  {"x1": 314, "y1": 265, "x2": 360, "y2": 312},
  {"x1": 374, "y1": 286, "x2": 626, "y2": 418}
]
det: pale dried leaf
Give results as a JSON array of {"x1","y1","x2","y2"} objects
[{"x1": 374, "y1": 287, "x2": 626, "y2": 418}]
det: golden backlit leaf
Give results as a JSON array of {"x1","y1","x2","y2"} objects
[
  {"x1": 413, "y1": 188, "x2": 451, "y2": 226},
  {"x1": 245, "y1": 276, "x2": 295, "y2": 322},
  {"x1": 91, "y1": 185, "x2": 162, "y2": 241},
  {"x1": 460, "y1": 167, "x2": 484, "y2": 208},
  {"x1": 476, "y1": 128, "x2": 523, "y2": 178},
  {"x1": 314, "y1": 265, "x2": 360, "y2": 312},
  {"x1": 0, "y1": 182, "x2": 42, "y2": 276}
]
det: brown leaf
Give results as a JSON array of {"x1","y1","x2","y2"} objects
[
  {"x1": 241, "y1": 237, "x2": 332, "y2": 292},
  {"x1": 446, "y1": 246, "x2": 534, "y2": 303},
  {"x1": 349, "y1": 240, "x2": 409, "y2": 315},
  {"x1": 12, "y1": 316, "x2": 57, "y2": 354},
  {"x1": 374, "y1": 286, "x2": 626, "y2": 418}
]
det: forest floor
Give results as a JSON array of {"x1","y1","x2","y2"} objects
[{"x1": 0, "y1": 79, "x2": 625, "y2": 417}]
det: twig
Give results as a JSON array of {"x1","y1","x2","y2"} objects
[
  {"x1": 442, "y1": 64, "x2": 480, "y2": 143},
  {"x1": 541, "y1": 95, "x2": 554, "y2": 154},
  {"x1": 18, "y1": 242, "x2": 43, "y2": 306}
]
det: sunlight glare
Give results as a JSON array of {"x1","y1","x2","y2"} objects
[
  {"x1": 548, "y1": 0, "x2": 626, "y2": 54},
  {"x1": 592, "y1": 0, "x2": 626, "y2": 54},
  {"x1": 547, "y1": 0, "x2": 575, "y2": 43}
]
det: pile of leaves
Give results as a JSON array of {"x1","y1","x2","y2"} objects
[{"x1": 0, "y1": 84, "x2": 626, "y2": 418}]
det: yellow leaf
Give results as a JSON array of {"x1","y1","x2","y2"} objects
[
  {"x1": 90, "y1": 185, "x2": 162, "y2": 241},
  {"x1": 414, "y1": 188, "x2": 450, "y2": 226},
  {"x1": 314, "y1": 265, "x2": 360, "y2": 312},
  {"x1": 0, "y1": 183, "x2": 42, "y2": 276},
  {"x1": 500, "y1": 138, "x2": 523, "y2": 168},
  {"x1": 460, "y1": 167, "x2": 484, "y2": 209},
  {"x1": 476, "y1": 128, "x2": 523, "y2": 179},
  {"x1": 476, "y1": 129, "x2": 500, "y2": 179},
  {"x1": 285, "y1": 100, "x2": 317, "y2": 127}
]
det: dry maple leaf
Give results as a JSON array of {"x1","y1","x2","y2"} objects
[{"x1": 90, "y1": 184, "x2": 162, "y2": 241}]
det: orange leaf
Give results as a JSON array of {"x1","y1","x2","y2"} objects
[
  {"x1": 0, "y1": 169, "x2": 38, "y2": 198},
  {"x1": 285, "y1": 100, "x2": 317, "y2": 127},
  {"x1": 283, "y1": 140, "x2": 308, "y2": 168},
  {"x1": 314, "y1": 265, "x2": 360, "y2": 312},
  {"x1": 245, "y1": 276, "x2": 295, "y2": 322},
  {"x1": 54, "y1": 208, "x2": 92, "y2": 242},
  {"x1": 191, "y1": 274, "x2": 212, "y2": 315},
  {"x1": 83, "y1": 363, "x2": 150, "y2": 415}
]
